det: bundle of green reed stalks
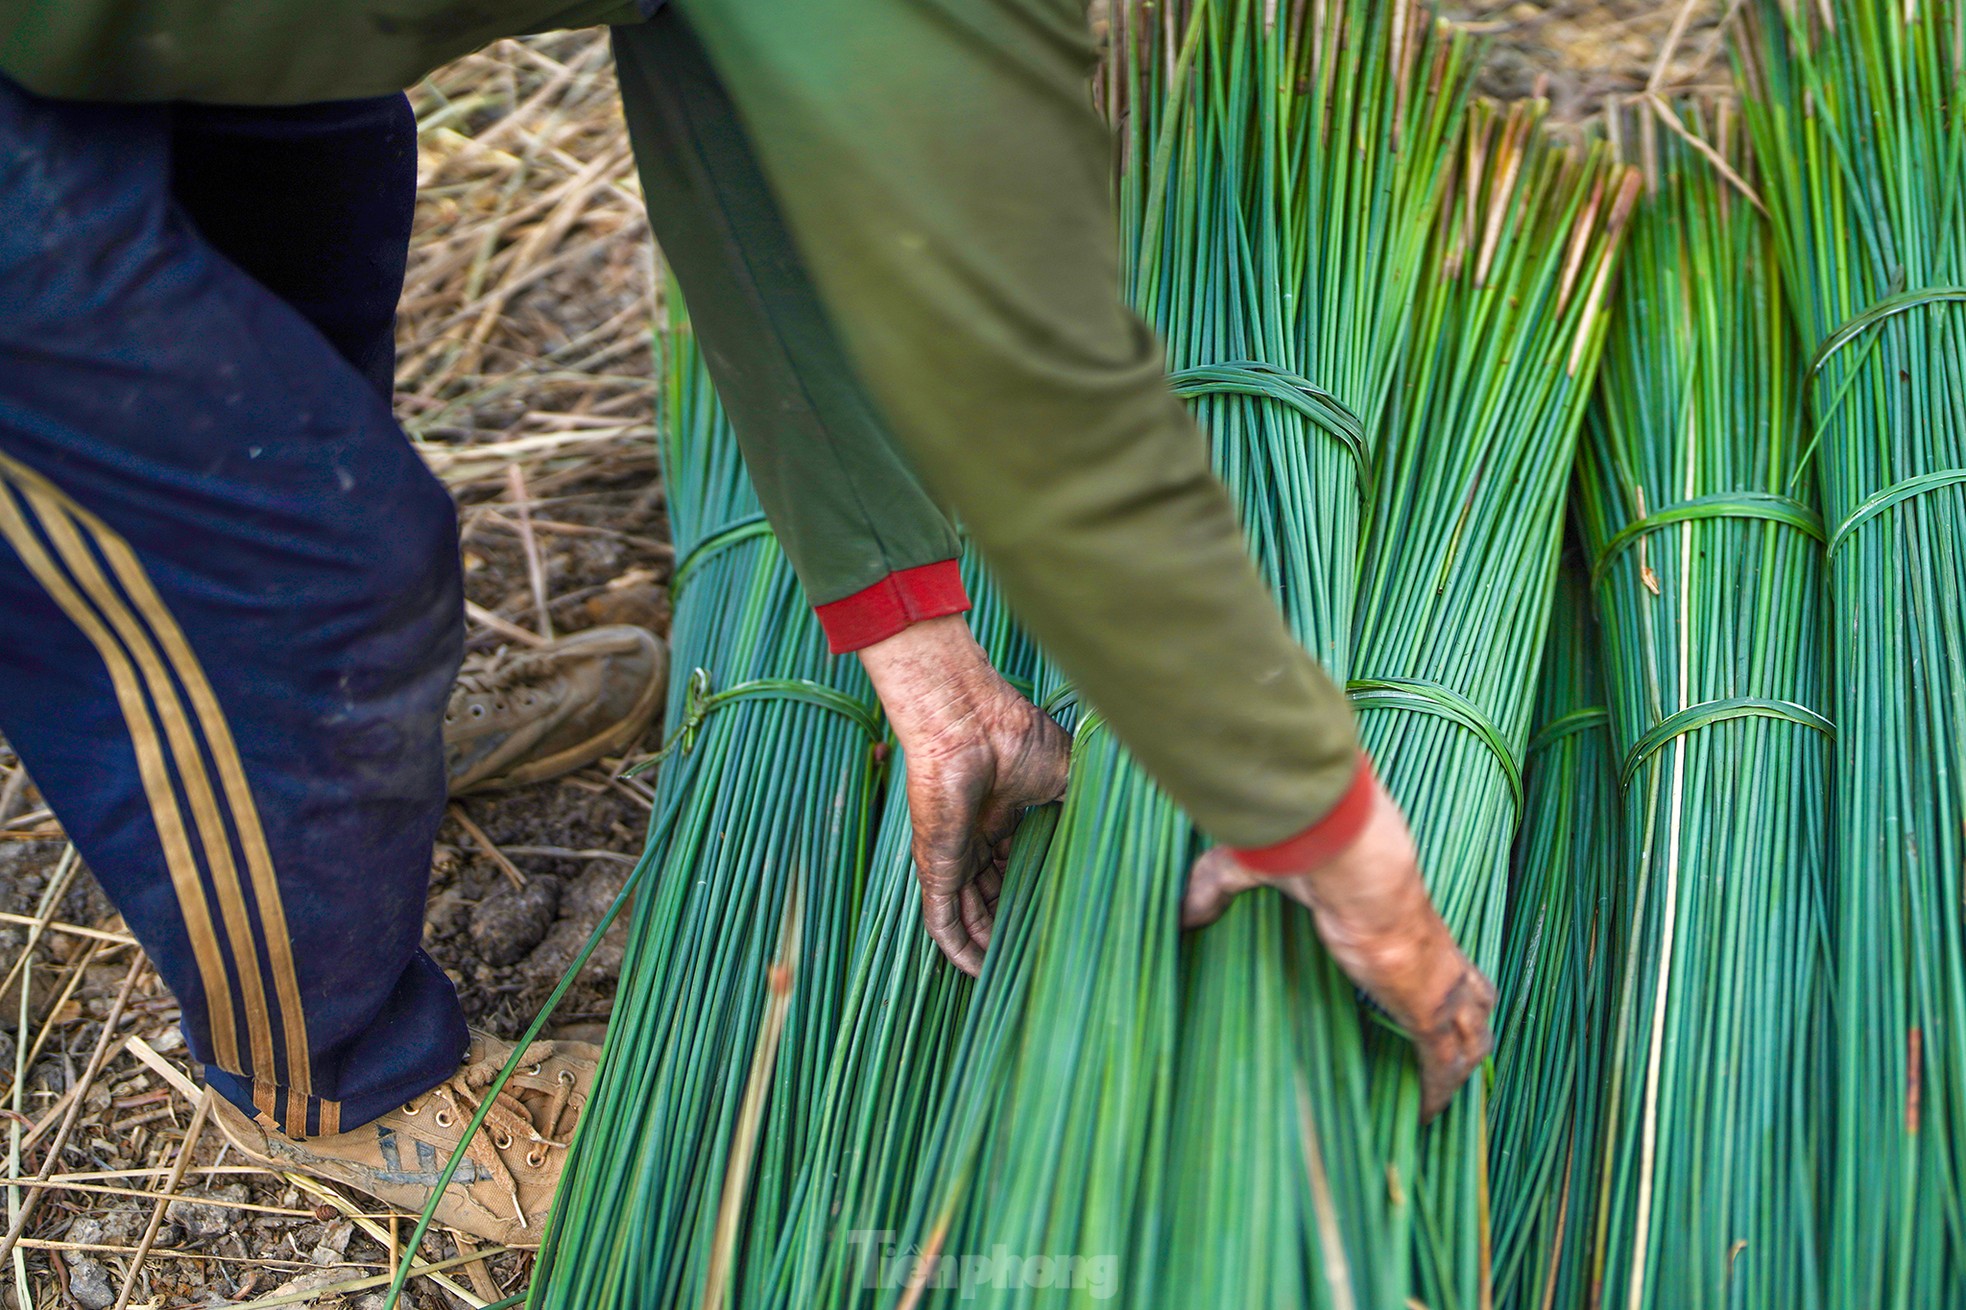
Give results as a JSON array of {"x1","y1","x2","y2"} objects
[
  {"x1": 529, "y1": 321, "x2": 888, "y2": 1309},
  {"x1": 1738, "y1": 4, "x2": 1966, "y2": 1304},
  {"x1": 884, "y1": 661, "x2": 1177, "y2": 1309},
  {"x1": 1575, "y1": 103, "x2": 1831, "y2": 1310},
  {"x1": 1352, "y1": 97, "x2": 1637, "y2": 1310},
  {"x1": 1151, "y1": 8, "x2": 1476, "y2": 1307},
  {"x1": 1488, "y1": 564, "x2": 1619, "y2": 1310},
  {"x1": 881, "y1": 5, "x2": 1477, "y2": 1307},
  {"x1": 754, "y1": 563, "x2": 1043, "y2": 1309}
]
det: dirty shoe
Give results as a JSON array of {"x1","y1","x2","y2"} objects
[
  {"x1": 446, "y1": 625, "x2": 667, "y2": 794},
  {"x1": 210, "y1": 1032, "x2": 598, "y2": 1247}
]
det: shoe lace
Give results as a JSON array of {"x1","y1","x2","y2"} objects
[
  {"x1": 449, "y1": 649, "x2": 558, "y2": 721},
  {"x1": 405, "y1": 1042, "x2": 578, "y2": 1227}
]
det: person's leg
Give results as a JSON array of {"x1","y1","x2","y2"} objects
[
  {"x1": 0, "y1": 75, "x2": 466, "y2": 1138},
  {"x1": 169, "y1": 95, "x2": 419, "y2": 399}
]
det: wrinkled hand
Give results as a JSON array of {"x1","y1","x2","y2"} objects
[
  {"x1": 859, "y1": 616, "x2": 1071, "y2": 974},
  {"x1": 1183, "y1": 773, "x2": 1495, "y2": 1120}
]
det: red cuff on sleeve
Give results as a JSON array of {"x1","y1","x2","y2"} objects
[
  {"x1": 1228, "y1": 754, "x2": 1378, "y2": 875},
  {"x1": 815, "y1": 560, "x2": 972, "y2": 654}
]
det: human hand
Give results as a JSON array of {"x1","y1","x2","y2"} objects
[
  {"x1": 1182, "y1": 771, "x2": 1495, "y2": 1120},
  {"x1": 858, "y1": 616, "x2": 1070, "y2": 974}
]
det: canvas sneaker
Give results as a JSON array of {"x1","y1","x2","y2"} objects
[
  {"x1": 445, "y1": 625, "x2": 666, "y2": 794},
  {"x1": 210, "y1": 1032, "x2": 598, "y2": 1247}
]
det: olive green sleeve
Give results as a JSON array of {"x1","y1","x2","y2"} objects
[
  {"x1": 612, "y1": 19, "x2": 970, "y2": 651},
  {"x1": 667, "y1": 0, "x2": 1364, "y2": 848}
]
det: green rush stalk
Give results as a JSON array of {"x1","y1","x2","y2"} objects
[
  {"x1": 1144, "y1": 7, "x2": 1475, "y2": 1310},
  {"x1": 1488, "y1": 564, "x2": 1620, "y2": 1310},
  {"x1": 871, "y1": 653, "x2": 1174, "y2": 1310},
  {"x1": 1738, "y1": 4, "x2": 1966, "y2": 1304},
  {"x1": 752, "y1": 563, "x2": 1044, "y2": 1310},
  {"x1": 890, "y1": 5, "x2": 1475, "y2": 1307},
  {"x1": 1576, "y1": 104, "x2": 1830, "y2": 1310},
  {"x1": 529, "y1": 321, "x2": 886, "y2": 1309},
  {"x1": 1353, "y1": 98, "x2": 1638, "y2": 1310}
]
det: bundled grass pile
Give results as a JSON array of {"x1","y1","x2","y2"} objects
[
  {"x1": 755, "y1": 565, "x2": 1043, "y2": 1309},
  {"x1": 1738, "y1": 4, "x2": 1966, "y2": 1303},
  {"x1": 1147, "y1": 8, "x2": 1475, "y2": 1308},
  {"x1": 1488, "y1": 564, "x2": 1619, "y2": 1310},
  {"x1": 886, "y1": 666, "x2": 1177, "y2": 1307},
  {"x1": 1575, "y1": 105, "x2": 1831, "y2": 1310},
  {"x1": 529, "y1": 323, "x2": 886, "y2": 1308},
  {"x1": 884, "y1": 5, "x2": 1477, "y2": 1306},
  {"x1": 1351, "y1": 98, "x2": 1637, "y2": 1310}
]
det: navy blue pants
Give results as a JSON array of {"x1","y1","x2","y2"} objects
[{"x1": 0, "y1": 78, "x2": 469, "y2": 1137}]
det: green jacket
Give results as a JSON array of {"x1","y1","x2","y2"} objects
[
  {"x1": 0, "y1": 1, "x2": 647, "y2": 103},
  {"x1": 0, "y1": 0, "x2": 1367, "y2": 858}
]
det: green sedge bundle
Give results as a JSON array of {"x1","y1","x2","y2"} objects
[
  {"x1": 1738, "y1": 4, "x2": 1966, "y2": 1303},
  {"x1": 1576, "y1": 105, "x2": 1830, "y2": 1310},
  {"x1": 876, "y1": 644, "x2": 1182, "y2": 1308},
  {"x1": 530, "y1": 323, "x2": 884, "y2": 1308},
  {"x1": 1144, "y1": 8, "x2": 1476, "y2": 1309},
  {"x1": 870, "y1": 664, "x2": 1171, "y2": 1309},
  {"x1": 756, "y1": 565, "x2": 1041, "y2": 1309},
  {"x1": 1353, "y1": 98, "x2": 1637, "y2": 1310},
  {"x1": 1488, "y1": 564, "x2": 1619, "y2": 1310},
  {"x1": 887, "y1": 6, "x2": 1477, "y2": 1307}
]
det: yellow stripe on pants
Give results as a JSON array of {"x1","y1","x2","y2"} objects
[
  {"x1": 0, "y1": 451, "x2": 315, "y2": 1095},
  {"x1": 0, "y1": 474, "x2": 244, "y2": 1074}
]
